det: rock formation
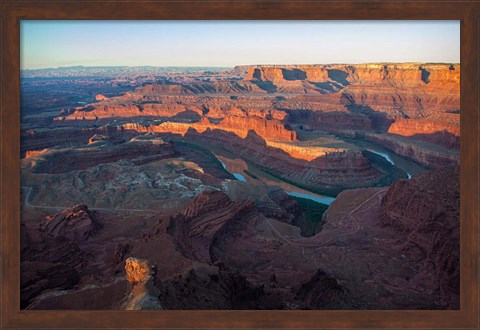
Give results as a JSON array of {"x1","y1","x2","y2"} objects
[
  {"x1": 20, "y1": 224, "x2": 86, "y2": 308},
  {"x1": 95, "y1": 93, "x2": 109, "y2": 101},
  {"x1": 29, "y1": 134, "x2": 176, "y2": 174},
  {"x1": 363, "y1": 132, "x2": 459, "y2": 168},
  {"x1": 166, "y1": 191, "x2": 259, "y2": 264},
  {"x1": 88, "y1": 133, "x2": 108, "y2": 144},
  {"x1": 59, "y1": 63, "x2": 459, "y2": 123},
  {"x1": 296, "y1": 269, "x2": 345, "y2": 309},
  {"x1": 123, "y1": 257, "x2": 163, "y2": 310},
  {"x1": 40, "y1": 204, "x2": 101, "y2": 242},
  {"x1": 244, "y1": 63, "x2": 459, "y2": 115},
  {"x1": 121, "y1": 115, "x2": 296, "y2": 142},
  {"x1": 387, "y1": 118, "x2": 460, "y2": 149},
  {"x1": 182, "y1": 129, "x2": 382, "y2": 194},
  {"x1": 381, "y1": 165, "x2": 460, "y2": 308}
]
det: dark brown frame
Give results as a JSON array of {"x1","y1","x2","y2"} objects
[{"x1": 1, "y1": 1, "x2": 478, "y2": 329}]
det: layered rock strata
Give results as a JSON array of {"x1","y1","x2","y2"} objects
[
  {"x1": 381, "y1": 165, "x2": 460, "y2": 308},
  {"x1": 30, "y1": 134, "x2": 176, "y2": 174},
  {"x1": 40, "y1": 204, "x2": 101, "y2": 242}
]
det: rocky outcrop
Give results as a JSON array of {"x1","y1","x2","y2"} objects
[
  {"x1": 40, "y1": 204, "x2": 101, "y2": 242},
  {"x1": 296, "y1": 269, "x2": 345, "y2": 309},
  {"x1": 95, "y1": 94, "x2": 109, "y2": 101},
  {"x1": 25, "y1": 149, "x2": 48, "y2": 158},
  {"x1": 59, "y1": 64, "x2": 459, "y2": 134},
  {"x1": 381, "y1": 165, "x2": 460, "y2": 308},
  {"x1": 262, "y1": 187, "x2": 301, "y2": 222},
  {"x1": 244, "y1": 63, "x2": 459, "y2": 117},
  {"x1": 123, "y1": 257, "x2": 163, "y2": 310},
  {"x1": 245, "y1": 65, "x2": 329, "y2": 82},
  {"x1": 166, "y1": 191, "x2": 259, "y2": 264},
  {"x1": 88, "y1": 133, "x2": 108, "y2": 144},
  {"x1": 387, "y1": 118, "x2": 460, "y2": 149},
  {"x1": 20, "y1": 224, "x2": 86, "y2": 308},
  {"x1": 262, "y1": 62, "x2": 447, "y2": 123}
]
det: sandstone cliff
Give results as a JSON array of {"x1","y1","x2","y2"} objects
[
  {"x1": 122, "y1": 115, "x2": 296, "y2": 142},
  {"x1": 243, "y1": 63, "x2": 459, "y2": 127},
  {"x1": 363, "y1": 132, "x2": 459, "y2": 168},
  {"x1": 387, "y1": 117, "x2": 460, "y2": 149}
]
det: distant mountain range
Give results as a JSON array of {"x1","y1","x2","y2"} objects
[{"x1": 21, "y1": 66, "x2": 231, "y2": 78}]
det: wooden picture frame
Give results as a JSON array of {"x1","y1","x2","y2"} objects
[{"x1": 1, "y1": 1, "x2": 478, "y2": 329}]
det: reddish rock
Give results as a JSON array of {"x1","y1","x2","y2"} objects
[
  {"x1": 190, "y1": 129, "x2": 381, "y2": 193},
  {"x1": 166, "y1": 191, "x2": 258, "y2": 264},
  {"x1": 20, "y1": 224, "x2": 86, "y2": 308},
  {"x1": 125, "y1": 257, "x2": 153, "y2": 284},
  {"x1": 121, "y1": 115, "x2": 296, "y2": 142},
  {"x1": 244, "y1": 63, "x2": 459, "y2": 115},
  {"x1": 40, "y1": 204, "x2": 101, "y2": 242},
  {"x1": 261, "y1": 187, "x2": 301, "y2": 222},
  {"x1": 364, "y1": 132, "x2": 459, "y2": 168},
  {"x1": 21, "y1": 128, "x2": 93, "y2": 158},
  {"x1": 95, "y1": 94, "x2": 109, "y2": 101},
  {"x1": 88, "y1": 133, "x2": 108, "y2": 144},
  {"x1": 388, "y1": 118, "x2": 460, "y2": 149},
  {"x1": 123, "y1": 257, "x2": 163, "y2": 310},
  {"x1": 64, "y1": 102, "x2": 204, "y2": 120},
  {"x1": 381, "y1": 165, "x2": 460, "y2": 308},
  {"x1": 25, "y1": 149, "x2": 47, "y2": 158}
]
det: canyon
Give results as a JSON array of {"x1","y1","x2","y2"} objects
[{"x1": 20, "y1": 63, "x2": 460, "y2": 310}]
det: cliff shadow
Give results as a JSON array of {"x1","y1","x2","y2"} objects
[
  {"x1": 281, "y1": 68, "x2": 307, "y2": 81},
  {"x1": 342, "y1": 101, "x2": 394, "y2": 133},
  {"x1": 310, "y1": 81, "x2": 346, "y2": 93},
  {"x1": 327, "y1": 69, "x2": 350, "y2": 86},
  {"x1": 420, "y1": 68, "x2": 430, "y2": 84},
  {"x1": 251, "y1": 80, "x2": 277, "y2": 93}
]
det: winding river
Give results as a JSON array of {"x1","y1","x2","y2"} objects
[
  {"x1": 365, "y1": 148, "x2": 412, "y2": 179},
  {"x1": 285, "y1": 191, "x2": 335, "y2": 205},
  {"x1": 218, "y1": 158, "x2": 335, "y2": 205},
  {"x1": 214, "y1": 134, "x2": 431, "y2": 207},
  {"x1": 219, "y1": 160, "x2": 247, "y2": 182}
]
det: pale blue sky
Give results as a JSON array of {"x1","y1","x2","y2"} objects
[{"x1": 21, "y1": 21, "x2": 460, "y2": 69}]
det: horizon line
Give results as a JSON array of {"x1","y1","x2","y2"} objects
[{"x1": 22, "y1": 62, "x2": 461, "y2": 71}]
